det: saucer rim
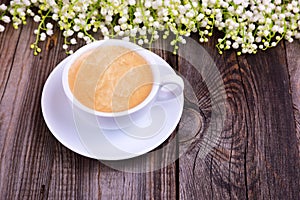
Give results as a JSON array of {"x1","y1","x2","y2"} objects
[{"x1": 41, "y1": 52, "x2": 184, "y2": 160}]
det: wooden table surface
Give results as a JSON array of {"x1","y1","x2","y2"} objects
[{"x1": 1, "y1": 18, "x2": 300, "y2": 200}]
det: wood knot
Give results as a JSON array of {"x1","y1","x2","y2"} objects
[{"x1": 46, "y1": 34, "x2": 58, "y2": 51}]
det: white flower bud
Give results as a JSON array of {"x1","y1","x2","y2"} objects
[
  {"x1": 52, "y1": 14, "x2": 59, "y2": 21},
  {"x1": 196, "y1": 13, "x2": 204, "y2": 21},
  {"x1": 74, "y1": 18, "x2": 80, "y2": 24},
  {"x1": 100, "y1": 8, "x2": 107, "y2": 16},
  {"x1": 264, "y1": 41, "x2": 269, "y2": 47},
  {"x1": 0, "y1": 4, "x2": 7, "y2": 11},
  {"x1": 149, "y1": 16, "x2": 154, "y2": 22},
  {"x1": 271, "y1": 25, "x2": 279, "y2": 32},
  {"x1": 287, "y1": 4, "x2": 293, "y2": 11},
  {"x1": 133, "y1": 18, "x2": 142, "y2": 24},
  {"x1": 1, "y1": 16, "x2": 11, "y2": 23},
  {"x1": 46, "y1": 30, "x2": 53, "y2": 36},
  {"x1": 129, "y1": 0, "x2": 136, "y2": 5},
  {"x1": 138, "y1": 39, "x2": 143, "y2": 45},
  {"x1": 258, "y1": 4, "x2": 265, "y2": 11},
  {"x1": 233, "y1": 0, "x2": 243, "y2": 4},
  {"x1": 0, "y1": 24, "x2": 5, "y2": 32},
  {"x1": 40, "y1": 32, "x2": 46, "y2": 41},
  {"x1": 70, "y1": 38, "x2": 77, "y2": 44},
  {"x1": 274, "y1": 0, "x2": 281, "y2": 4},
  {"x1": 228, "y1": 6, "x2": 234, "y2": 12},
  {"x1": 271, "y1": 13, "x2": 278, "y2": 20},
  {"x1": 78, "y1": 14, "x2": 86, "y2": 19},
  {"x1": 178, "y1": 5, "x2": 186, "y2": 14},
  {"x1": 248, "y1": 23, "x2": 255, "y2": 30},
  {"x1": 279, "y1": 13, "x2": 285, "y2": 19},
  {"x1": 232, "y1": 42, "x2": 239, "y2": 49},
  {"x1": 144, "y1": 10, "x2": 151, "y2": 16},
  {"x1": 130, "y1": 27, "x2": 137, "y2": 36},
  {"x1": 293, "y1": 7, "x2": 299, "y2": 13},
  {"x1": 118, "y1": 16, "x2": 127, "y2": 24},
  {"x1": 33, "y1": 15, "x2": 41, "y2": 22},
  {"x1": 113, "y1": 25, "x2": 120, "y2": 32},
  {"x1": 46, "y1": 23, "x2": 53, "y2": 29},
  {"x1": 186, "y1": 11, "x2": 195, "y2": 18},
  {"x1": 152, "y1": 21, "x2": 159, "y2": 28},
  {"x1": 113, "y1": 0, "x2": 120, "y2": 7},
  {"x1": 66, "y1": 29, "x2": 74, "y2": 36},
  {"x1": 292, "y1": 1, "x2": 298, "y2": 6},
  {"x1": 62, "y1": 44, "x2": 68, "y2": 50},
  {"x1": 278, "y1": 27, "x2": 284, "y2": 34},
  {"x1": 105, "y1": 15, "x2": 112, "y2": 22},
  {"x1": 263, "y1": 30, "x2": 270, "y2": 36},
  {"x1": 265, "y1": 18, "x2": 272, "y2": 24},
  {"x1": 73, "y1": 25, "x2": 80, "y2": 32},
  {"x1": 118, "y1": 30, "x2": 124, "y2": 36},
  {"x1": 120, "y1": 23, "x2": 127, "y2": 30},
  {"x1": 181, "y1": 18, "x2": 187, "y2": 24},
  {"x1": 242, "y1": 48, "x2": 248, "y2": 54},
  {"x1": 77, "y1": 32, "x2": 84, "y2": 38}
]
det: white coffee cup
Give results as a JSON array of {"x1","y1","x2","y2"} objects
[{"x1": 62, "y1": 39, "x2": 184, "y2": 129}]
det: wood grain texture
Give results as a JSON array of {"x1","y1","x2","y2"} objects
[
  {"x1": 286, "y1": 41, "x2": 300, "y2": 157},
  {"x1": 178, "y1": 34, "x2": 300, "y2": 200},
  {"x1": 0, "y1": 20, "x2": 76, "y2": 199},
  {"x1": 1, "y1": 18, "x2": 300, "y2": 200}
]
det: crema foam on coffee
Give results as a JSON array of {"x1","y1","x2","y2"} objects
[{"x1": 68, "y1": 46, "x2": 153, "y2": 113}]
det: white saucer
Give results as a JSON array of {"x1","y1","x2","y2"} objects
[{"x1": 41, "y1": 52, "x2": 184, "y2": 160}]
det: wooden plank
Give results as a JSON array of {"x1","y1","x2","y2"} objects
[
  {"x1": 0, "y1": 21, "x2": 44, "y2": 199},
  {"x1": 0, "y1": 19, "x2": 22, "y2": 199},
  {"x1": 178, "y1": 34, "x2": 237, "y2": 200},
  {"x1": 178, "y1": 34, "x2": 300, "y2": 199},
  {"x1": 235, "y1": 42, "x2": 300, "y2": 199},
  {"x1": 0, "y1": 19, "x2": 73, "y2": 199},
  {"x1": 0, "y1": 24, "x2": 20, "y2": 100},
  {"x1": 285, "y1": 41, "x2": 300, "y2": 156}
]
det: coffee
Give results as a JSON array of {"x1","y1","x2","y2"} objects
[{"x1": 68, "y1": 46, "x2": 153, "y2": 113}]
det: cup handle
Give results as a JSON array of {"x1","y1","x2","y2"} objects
[{"x1": 156, "y1": 74, "x2": 184, "y2": 101}]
